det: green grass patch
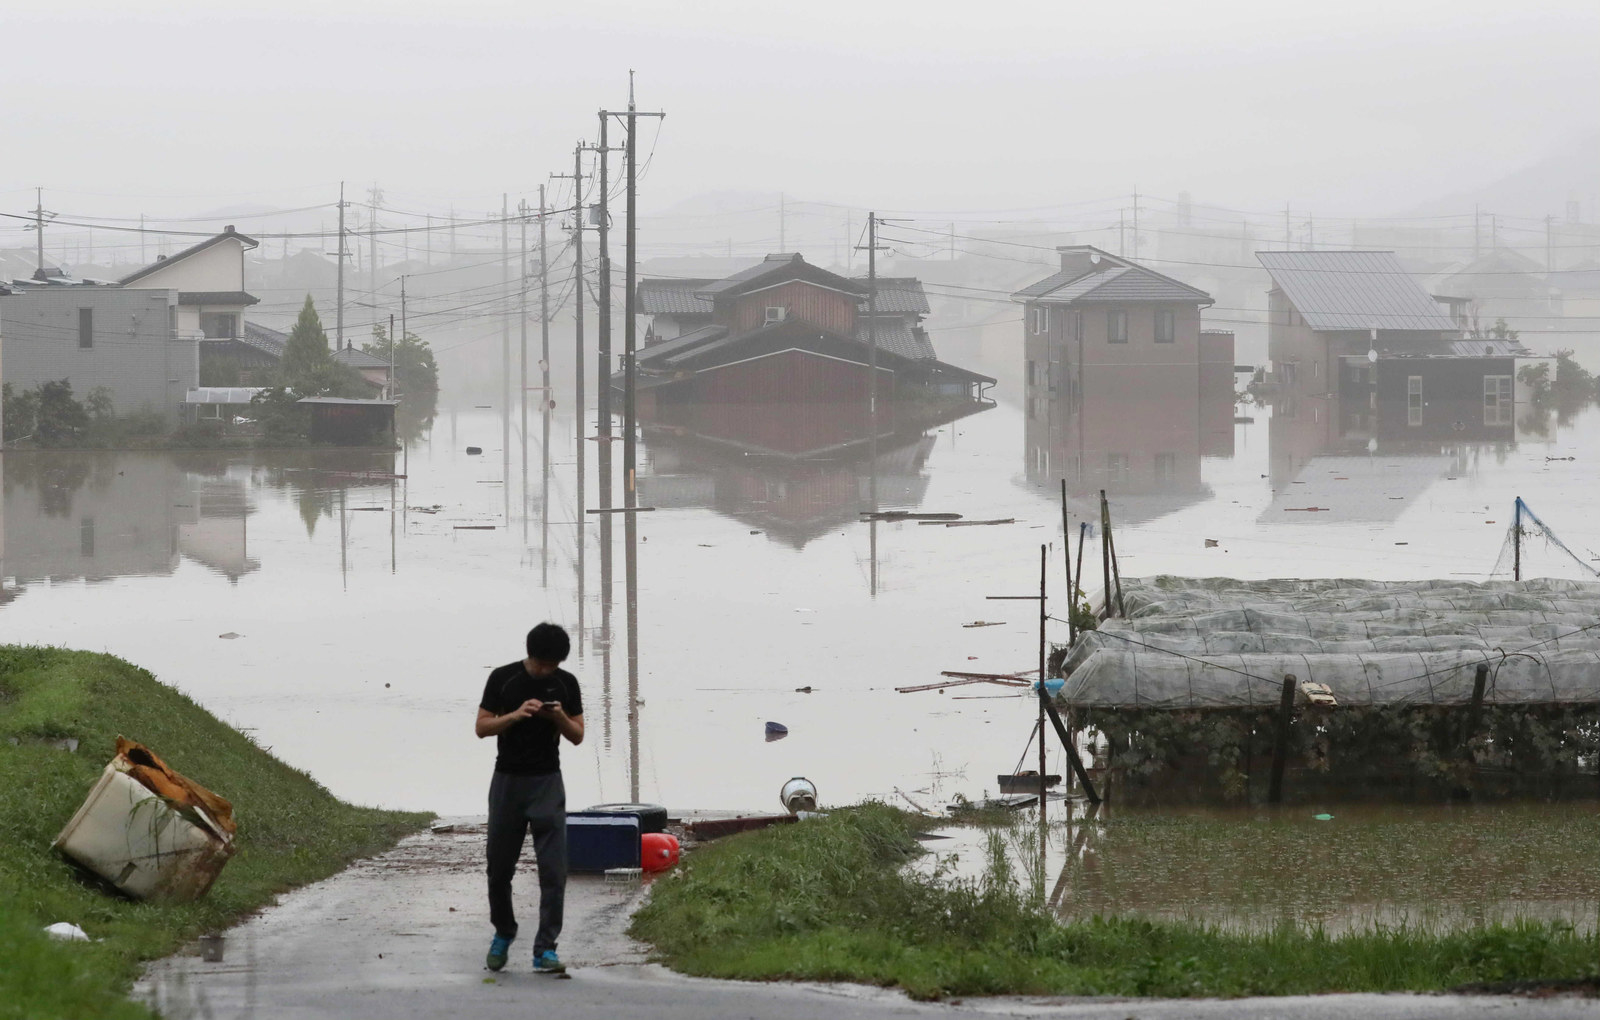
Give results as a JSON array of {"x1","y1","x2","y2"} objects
[
  {"x1": 0, "y1": 645, "x2": 430, "y2": 1020},
  {"x1": 629, "y1": 803, "x2": 1600, "y2": 1000}
]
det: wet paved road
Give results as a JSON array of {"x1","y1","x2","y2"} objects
[{"x1": 137, "y1": 828, "x2": 1600, "y2": 1020}]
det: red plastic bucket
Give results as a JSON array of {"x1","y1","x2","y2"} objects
[{"x1": 640, "y1": 832, "x2": 679, "y2": 872}]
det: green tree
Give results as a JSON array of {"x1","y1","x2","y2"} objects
[
  {"x1": 2, "y1": 382, "x2": 39, "y2": 445},
  {"x1": 364, "y1": 322, "x2": 440, "y2": 399},
  {"x1": 34, "y1": 380, "x2": 90, "y2": 447},
  {"x1": 278, "y1": 296, "x2": 336, "y2": 389},
  {"x1": 276, "y1": 296, "x2": 371, "y2": 399}
]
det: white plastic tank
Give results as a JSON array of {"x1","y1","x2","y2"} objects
[{"x1": 779, "y1": 776, "x2": 818, "y2": 814}]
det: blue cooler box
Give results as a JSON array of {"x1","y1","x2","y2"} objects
[{"x1": 567, "y1": 812, "x2": 640, "y2": 872}]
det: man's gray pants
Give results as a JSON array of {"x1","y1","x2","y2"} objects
[{"x1": 486, "y1": 771, "x2": 567, "y2": 953}]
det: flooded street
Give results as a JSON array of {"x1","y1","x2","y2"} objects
[{"x1": 4, "y1": 395, "x2": 1600, "y2": 817}]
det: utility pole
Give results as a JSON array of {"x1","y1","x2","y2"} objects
[
  {"x1": 30, "y1": 187, "x2": 54, "y2": 273},
  {"x1": 336, "y1": 182, "x2": 347, "y2": 350},
  {"x1": 1131, "y1": 188, "x2": 1139, "y2": 256},
  {"x1": 611, "y1": 75, "x2": 665, "y2": 803},
  {"x1": 368, "y1": 183, "x2": 381, "y2": 339},
  {"x1": 399, "y1": 275, "x2": 408, "y2": 398},
  {"x1": 388, "y1": 313, "x2": 396, "y2": 400},
  {"x1": 1118, "y1": 210, "x2": 1125, "y2": 257},
  {"x1": 520, "y1": 197, "x2": 530, "y2": 521},
  {"x1": 598, "y1": 114, "x2": 614, "y2": 527},
  {"x1": 555, "y1": 144, "x2": 589, "y2": 646},
  {"x1": 539, "y1": 183, "x2": 551, "y2": 586},
  {"x1": 1546, "y1": 215, "x2": 1554, "y2": 271},
  {"x1": 502, "y1": 194, "x2": 511, "y2": 522}
]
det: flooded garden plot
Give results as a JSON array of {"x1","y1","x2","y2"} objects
[{"x1": 920, "y1": 801, "x2": 1600, "y2": 935}]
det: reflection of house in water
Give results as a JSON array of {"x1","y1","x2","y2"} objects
[
  {"x1": 631, "y1": 253, "x2": 996, "y2": 546},
  {"x1": 1, "y1": 454, "x2": 183, "y2": 583},
  {"x1": 0, "y1": 453, "x2": 258, "y2": 587},
  {"x1": 1013, "y1": 247, "x2": 1236, "y2": 525},
  {"x1": 637, "y1": 405, "x2": 978, "y2": 548},
  {"x1": 176, "y1": 467, "x2": 260, "y2": 581}
]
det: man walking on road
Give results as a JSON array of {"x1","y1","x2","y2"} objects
[{"x1": 475, "y1": 623, "x2": 585, "y2": 974}]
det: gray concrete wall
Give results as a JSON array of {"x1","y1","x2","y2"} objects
[{"x1": 0, "y1": 287, "x2": 194, "y2": 426}]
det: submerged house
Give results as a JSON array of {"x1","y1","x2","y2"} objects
[
  {"x1": 1258, "y1": 250, "x2": 1540, "y2": 446},
  {"x1": 628, "y1": 254, "x2": 993, "y2": 450},
  {"x1": 1012, "y1": 246, "x2": 1234, "y2": 503}
]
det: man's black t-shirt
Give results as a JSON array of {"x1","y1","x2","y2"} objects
[{"x1": 479, "y1": 662, "x2": 583, "y2": 775}]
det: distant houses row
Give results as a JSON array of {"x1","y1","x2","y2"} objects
[{"x1": 0, "y1": 227, "x2": 391, "y2": 442}]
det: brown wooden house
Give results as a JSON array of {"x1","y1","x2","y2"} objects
[{"x1": 628, "y1": 254, "x2": 993, "y2": 426}]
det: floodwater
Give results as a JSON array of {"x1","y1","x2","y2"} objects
[
  {"x1": 918, "y1": 800, "x2": 1600, "y2": 935},
  {"x1": 3, "y1": 387, "x2": 1600, "y2": 817}
]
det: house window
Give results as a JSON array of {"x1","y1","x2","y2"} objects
[
  {"x1": 1484, "y1": 374, "x2": 1513, "y2": 426},
  {"x1": 1107, "y1": 309, "x2": 1128, "y2": 343},
  {"x1": 1154, "y1": 309, "x2": 1175, "y2": 343},
  {"x1": 1033, "y1": 305, "x2": 1050, "y2": 335},
  {"x1": 78, "y1": 308, "x2": 94, "y2": 348},
  {"x1": 1407, "y1": 376, "x2": 1423, "y2": 427},
  {"x1": 200, "y1": 312, "x2": 238, "y2": 339},
  {"x1": 1106, "y1": 452, "x2": 1130, "y2": 481}
]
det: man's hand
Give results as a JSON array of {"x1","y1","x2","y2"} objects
[{"x1": 476, "y1": 699, "x2": 542, "y2": 738}]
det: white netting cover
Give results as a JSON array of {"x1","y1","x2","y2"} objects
[{"x1": 1061, "y1": 577, "x2": 1600, "y2": 709}]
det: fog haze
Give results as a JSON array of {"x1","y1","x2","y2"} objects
[{"x1": 5, "y1": 0, "x2": 1597, "y2": 218}]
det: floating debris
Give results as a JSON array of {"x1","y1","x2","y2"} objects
[
  {"x1": 962, "y1": 621, "x2": 1005, "y2": 628},
  {"x1": 764, "y1": 722, "x2": 788, "y2": 742},
  {"x1": 453, "y1": 525, "x2": 496, "y2": 531},
  {"x1": 1205, "y1": 539, "x2": 1220, "y2": 548},
  {"x1": 465, "y1": 446, "x2": 483, "y2": 455},
  {"x1": 861, "y1": 511, "x2": 962, "y2": 522},
  {"x1": 218, "y1": 632, "x2": 241, "y2": 640},
  {"x1": 928, "y1": 518, "x2": 1015, "y2": 527}
]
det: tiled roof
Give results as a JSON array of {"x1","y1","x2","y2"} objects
[
  {"x1": 1257, "y1": 251, "x2": 1458, "y2": 332},
  {"x1": 637, "y1": 324, "x2": 728, "y2": 367},
  {"x1": 333, "y1": 346, "x2": 392, "y2": 370},
  {"x1": 852, "y1": 277, "x2": 930, "y2": 314},
  {"x1": 119, "y1": 227, "x2": 259, "y2": 285},
  {"x1": 240, "y1": 321, "x2": 288, "y2": 358},
  {"x1": 696, "y1": 253, "x2": 866, "y2": 300},
  {"x1": 638, "y1": 278, "x2": 715, "y2": 316},
  {"x1": 857, "y1": 317, "x2": 936, "y2": 360},
  {"x1": 1013, "y1": 267, "x2": 1091, "y2": 300},
  {"x1": 1013, "y1": 263, "x2": 1212, "y2": 305}
]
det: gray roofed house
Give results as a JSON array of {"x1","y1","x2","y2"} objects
[
  {"x1": 1256, "y1": 250, "x2": 1458, "y2": 332},
  {"x1": 853, "y1": 277, "x2": 931, "y2": 315},
  {"x1": 1011, "y1": 247, "x2": 1214, "y2": 306},
  {"x1": 857, "y1": 317, "x2": 936, "y2": 361},
  {"x1": 638, "y1": 278, "x2": 715, "y2": 316}
]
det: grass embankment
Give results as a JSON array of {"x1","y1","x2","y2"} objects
[
  {"x1": 629, "y1": 803, "x2": 1600, "y2": 1001},
  {"x1": 0, "y1": 646, "x2": 430, "y2": 1020}
]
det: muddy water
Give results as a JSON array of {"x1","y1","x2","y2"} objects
[
  {"x1": 920, "y1": 801, "x2": 1600, "y2": 934},
  {"x1": 3, "y1": 397, "x2": 1600, "y2": 817}
]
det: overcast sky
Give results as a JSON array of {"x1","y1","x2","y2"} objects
[{"x1": 3, "y1": 0, "x2": 1597, "y2": 223}]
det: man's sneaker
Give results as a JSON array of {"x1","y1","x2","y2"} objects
[
  {"x1": 533, "y1": 950, "x2": 566, "y2": 974},
  {"x1": 486, "y1": 934, "x2": 514, "y2": 972}
]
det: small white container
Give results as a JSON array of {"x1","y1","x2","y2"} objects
[{"x1": 53, "y1": 763, "x2": 233, "y2": 902}]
